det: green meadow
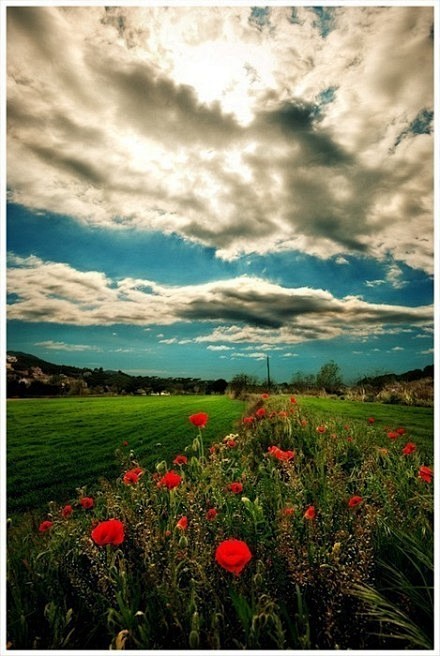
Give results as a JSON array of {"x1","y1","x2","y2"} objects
[
  {"x1": 7, "y1": 394, "x2": 433, "y2": 517},
  {"x1": 7, "y1": 395, "x2": 246, "y2": 516}
]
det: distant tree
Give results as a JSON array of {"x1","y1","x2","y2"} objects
[
  {"x1": 316, "y1": 361, "x2": 343, "y2": 393},
  {"x1": 207, "y1": 379, "x2": 228, "y2": 395},
  {"x1": 290, "y1": 371, "x2": 316, "y2": 392},
  {"x1": 228, "y1": 373, "x2": 260, "y2": 398}
]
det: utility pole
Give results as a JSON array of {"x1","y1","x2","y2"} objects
[{"x1": 266, "y1": 355, "x2": 271, "y2": 390}]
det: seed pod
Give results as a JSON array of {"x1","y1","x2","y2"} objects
[
  {"x1": 189, "y1": 630, "x2": 200, "y2": 649},
  {"x1": 191, "y1": 610, "x2": 200, "y2": 632},
  {"x1": 155, "y1": 460, "x2": 167, "y2": 473}
]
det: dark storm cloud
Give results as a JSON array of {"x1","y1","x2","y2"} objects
[
  {"x1": 28, "y1": 144, "x2": 106, "y2": 186},
  {"x1": 7, "y1": 257, "x2": 432, "y2": 346},
  {"x1": 254, "y1": 101, "x2": 352, "y2": 166},
  {"x1": 91, "y1": 58, "x2": 243, "y2": 148}
]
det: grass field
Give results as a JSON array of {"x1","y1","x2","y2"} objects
[
  {"x1": 7, "y1": 393, "x2": 434, "y2": 650},
  {"x1": 7, "y1": 395, "x2": 246, "y2": 516},
  {"x1": 7, "y1": 394, "x2": 433, "y2": 517}
]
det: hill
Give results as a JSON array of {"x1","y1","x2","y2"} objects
[
  {"x1": 356, "y1": 364, "x2": 433, "y2": 387},
  {"x1": 6, "y1": 351, "x2": 228, "y2": 397}
]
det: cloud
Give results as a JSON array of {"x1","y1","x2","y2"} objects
[
  {"x1": 230, "y1": 352, "x2": 267, "y2": 360},
  {"x1": 365, "y1": 280, "x2": 385, "y2": 288},
  {"x1": 7, "y1": 6, "x2": 433, "y2": 272},
  {"x1": 207, "y1": 345, "x2": 234, "y2": 351},
  {"x1": 385, "y1": 263, "x2": 407, "y2": 289},
  {"x1": 35, "y1": 340, "x2": 99, "y2": 352},
  {"x1": 7, "y1": 255, "x2": 433, "y2": 347}
]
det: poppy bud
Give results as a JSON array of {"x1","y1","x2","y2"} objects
[{"x1": 178, "y1": 535, "x2": 188, "y2": 549}]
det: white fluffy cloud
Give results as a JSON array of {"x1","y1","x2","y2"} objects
[
  {"x1": 7, "y1": 6, "x2": 433, "y2": 271},
  {"x1": 34, "y1": 340, "x2": 99, "y2": 352},
  {"x1": 7, "y1": 254, "x2": 433, "y2": 346}
]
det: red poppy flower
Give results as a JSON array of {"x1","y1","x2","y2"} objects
[
  {"x1": 226, "y1": 439, "x2": 237, "y2": 448},
  {"x1": 367, "y1": 417, "x2": 375, "y2": 424},
  {"x1": 122, "y1": 440, "x2": 129, "y2": 446},
  {"x1": 189, "y1": 412, "x2": 208, "y2": 428},
  {"x1": 80, "y1": 497, "x2": 94, "y2": 509},
  {"x1": 304, "y1": 505, "x2": 316, "y2": 520},
  {"x1": 176, "y1": 516, "x2": 188, "y2": 530},
  {"x1": 39, "y1": 520, "x2": 53, "y2": 532},
  {"x1": 91, "y1": 518, "x2": 125, "y2": 546},
  {"x1": 300, "y1": 419, "x2": 308, "y2": 427},
  {"x1": 228, "y1": 482, "x2": 243, "y2": 494},
  {"x1": 255, "y1": 408, "x2": 266, "y2": 418},
  {"x1": 418, "y1": 465, "x2": 433, "y2": 484},
  {"x1": 282, "y1": 506, "x2": 295, "y2": 516},
  {"x1": 396, "y1": 427, "x2": 406, "y2": 435},
  {"x1": 316, "y1": 425, "x2": 326, "y2": 434},
  {"x1": 243, "y1": 416, "x2": 254, "y2": 425},
  {"x1": 387, "y1": 431, "x2": 399, "y2": 440},
  {"x1": 261, "y1": 393, "x2": 270, "y2": 399},
  {"x1": 158, "y1": 470, "x2": 182, "y2": 490},
  {"x1": 348, "y1": 495, "x2": 363, "y2": 508},
  {"x1": 290, "y1": 396, "x2": 297, "y2": 404},
  {"x1": 173, "y1": 454, "x2": 188, "y2": 465},
  {"x1": 402, "y1": 442, "x2": 417, "y2": 456},
  {"x1": 278, "y1": 411, "x2": 288, "y2": 418},
  {"x1": 123, "y1": 470, "x2": 140, "y2": 485},
  {"x1": 215, "y1": 539, "x2": 252, "y2": 576},
  {"x1": 267, "y1": 446, "x2": 295, "y2": 461},
  {"x1": 206, "y1": 508, "x2": 218, "y2": 520},
  {"x1": 61, "y1": 504, "x2": 73, "y2": 518},
  {"x1": 347, "y1": 437, "x2": 353, "y2": 443}
]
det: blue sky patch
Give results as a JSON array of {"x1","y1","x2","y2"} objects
[
  {"x1": 311, "y1": 7, "x2": 335, "y2": 38},
  {"x1": 249, "y1": 7, "x2": 271, "y2": 30}
]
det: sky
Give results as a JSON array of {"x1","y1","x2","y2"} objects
[{"x1": 4, "y1": 2, "x2": 436, "y2": 384}]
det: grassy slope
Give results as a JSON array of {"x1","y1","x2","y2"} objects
[{"x1": 7, "y1": 395, "x2": 246, "y2": 516}]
